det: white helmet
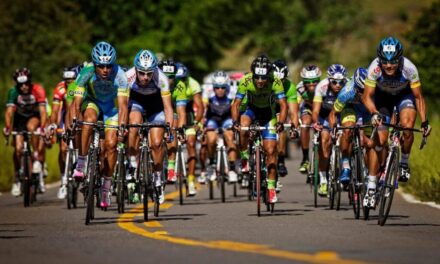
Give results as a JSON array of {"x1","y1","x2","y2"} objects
[{"x1": 212, "y1": 71, "x2": 230, "y2": 88}]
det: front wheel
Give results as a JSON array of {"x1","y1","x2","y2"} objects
[{"x1": 378, "y1": 152, "x2": 398, "y2": 226}]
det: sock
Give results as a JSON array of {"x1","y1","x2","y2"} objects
[
  {"x1": 342, "y1": 157, "x2": 350, "y2": 169},
  {"x1": 167, "y1": 159, "x2": 175, "y2": 170},
  {"x1": 154, "y1": 171, "x2": 162, "y2": 187},
  {"x1": 278, "y1": 155, "x2": 285, "y2": 164},
  {"x1": 302, "y1": 148, "x2": 309, "y2": 162},
  {"x1": 400, "y1": 153, "x2": 409, "y2": 166},
  {"x1": 61, "y1": 173, "x2": 67, "y2": 185},
  {"x1": 267, "y1": 179, "x2": 276, "y2": 189},
  {"x1": 129, "y1": 155, "x2": 137, "y2": 169},
  {"x1": 368, "y1": 175, "x2": 376, "y2": 190},
  {"x1": 240, "y1": 150, "x2": 249, "y2": 160},
  {"x1": 319, "y1": 171, "x2": 327, "y2": 184},
  {"x1": 76, "y1": 155, "x2": 86, "y2": 170}
]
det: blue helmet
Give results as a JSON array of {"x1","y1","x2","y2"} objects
[
  {"x1": 91, "y1": 41, "x2": 116, "y2": 65},
  {"x1": 327, "y1": 64, "x2": 347, "y2": 79},
  {"x1": 176, "y1": 62, "x2": 189, "y2": 79},
  {"x1": 353, "y1": 67, "x2": 367, "y2": 91},
  {"x1": 377, "y1": 37, "x2": 403, "y2": 62},
  {"x1": 134, "y1": 49, "x2": 157, "y2": 72}
]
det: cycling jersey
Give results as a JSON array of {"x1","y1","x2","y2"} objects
[
  {"x1": 283, "y1": 79, "x2": 298, "y2": 103},
  {"x1": 185, "y1": 76, "x2": 202, "y2": 101},
  {"x1": 6, "y1": 84, "x2": 47, "y2": 117},
  {"x1": 72, "y1": 64, "x2": 128, "y2": 127},
  {"x1": 333, "y1": 79, "x2": 370, "y2": 125},
  {"x1": 313, "y1": 78, "x2": 340, "y2": 119},
  {"x1": 365, "y1": 57, "x2": 420, "y2": 96},
  {"x1": 53, "y1": 81, "x2": 68, "y2": 106},
  {"x1": 205, "y1": 96, "x2": 232, "y2": 128},
  {"x1": 236, "y1": 73, "x2": 285, "y2": 109}
]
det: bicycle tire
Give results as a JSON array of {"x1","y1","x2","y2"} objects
[
  {"x1": 85, "y1": 151, "x2": 97, "y2": 225},
  {"x1": 66, "y1": 150, "x2": 73, "y2": 209},
  {"x1": 378, "y1": 151, "x2": 398, "y2": 226},
  {"x1": 313, "y1": 144, "x2": 319, "y2": 208},
  {"x1": 22, "y1": 153, "x2": 31, "y2": 207},
  {"x1": 352, "y1": 153, "x2": 362, "y2": 219},
  {"x1": 256, "y1": 146, "x2": 261, "y2": 217},
  {"x1": 328, "y1": 146, "x2": 338, "y2": 209},
  {"x1": 209, "y1": 176, "x2": 214, "y2": 200},
  {"x1": 140, "y1": 149, "x2": 149, "y2": 221},
  {"x1": 220, "y1": 149, "x2": 226, "y2": 203},
  {"x1": 116, "y1": 151, "x2": 126, "y2": 214},
  {"x1": 177, "y1": 146, "x2": 184, "y2": 205}
]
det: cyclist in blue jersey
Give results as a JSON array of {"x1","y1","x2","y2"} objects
[
  {"x1": 126, "y1": 50, "x2": 174, "y2": 204},
  {"x1": 71, "y1": 41, "x2": 129, "y2": 208}
]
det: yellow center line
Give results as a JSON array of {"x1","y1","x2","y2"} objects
[{"x1": 118, "y1": 189, "x2": 369, "y2": 264}]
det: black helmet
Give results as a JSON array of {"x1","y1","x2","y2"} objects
[
  {"x1": 158, "y1": 58, "x2": 177, "y2": 78},
  {"x1": 13, "y1": 67, "x2": 32, "y2": 85},
  {"x1": 251, "y1": 55, "x2": 271, "y2": 79},
  {"x1": 272, "y1": 59, "x2": 289, "y2": 80}
]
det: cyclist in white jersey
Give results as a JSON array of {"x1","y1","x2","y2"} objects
[
  {"x1": 126, "y1": 50, "x2": 174, "y2": 204},
  {"x1": 362, "y1": 37, "x2": 431, "y2": 205}
]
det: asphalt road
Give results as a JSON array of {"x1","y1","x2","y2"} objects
[{"x1": 1, "y1": 147, "x2": 440, "y2": 264}]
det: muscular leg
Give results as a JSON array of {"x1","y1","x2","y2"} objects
[
  {"x1": 399, "y1": 108, "x2": 417, "y2": 164},
  {"x1": 128, "y1": 111, "x2": 143, "y2": 171}
]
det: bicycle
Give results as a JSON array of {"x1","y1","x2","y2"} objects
[
  {"x1": 77, "y1": 120, "x2": 118, "y2": 225},
  {"x1": 129, "y1": 123, "x2": 169, "y2": 221},
  {"x1": 205, "y1": 127, "x2": 237, "y2": 203},
  {"x1": 375, "y1": 123, "x2": 426, "y2": 226},
  {"x1": 174, "y1": 127, "x2": 188, "y2": 205},
  {"x1": 306, "y1": 128, "x2": 320, "y2": 208},
  {"x1": 115, "y1": 136, "x2": 128, "y2": 214},
  {"x1": 6, "y1": 130, "x2": 42, "y2": 207},
  {"x1": 335, "y1": 125, "x2": 372, "y2": 219},
  {"x1": 63, "y1": 120, "x2": 79, "y2": 209},
  {"x1": 328, "y1": 128, "x2": 342, "y2": 210}
]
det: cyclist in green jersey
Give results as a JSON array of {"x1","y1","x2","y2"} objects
[
  {"x1": 232, "y1": 55, "x2": 288, "y2": 203},
  {"x1": 272, "y1": 60, "x2": 299, "y2": 181}
]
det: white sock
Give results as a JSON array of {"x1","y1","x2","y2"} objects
[
  {"x1": 61, "y1": 173, "x2": 67, "y2": 185},
  {"x1": 319, "y1": 171, "x2": 327, "y2": 184},
  {"x1": 154, "y1": 171, "x2": 162, "y2": 187},
  {"x1": 342, "y1": 158, "x2": 350, "y2": 169},
  {"x1": 368, "y1": 175, "x2": 376, "y2": 190},
  {"x1": 130, "y1": 155, "x2": 137, "y2": 169}
]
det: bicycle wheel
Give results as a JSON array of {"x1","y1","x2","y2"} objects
[
  {"x1": 313, "y1": 144, "x2": 319, "y2": 208},
  {"x1": 248, "y1": 147, "x2": 255, "y2": 201},
  {"x1": 85, "y1": 151, "x2": 97, "y2": 225},
  {"x1": 22, "y1": 153, "x2": 31, "y2": 207},
  {"x1": 352, "y1": 153, "x2": 362, "y2": 219},
  {"x1": 66, "y1": 150, "x2": 74, "y2": 209},
  {"x1": 328, "y1": 146, "x2": 339, "y2": 209},
  {"x1": 220, "y1": 149, "x2": 226, "y2": 203},
  {"x1": 378, "y1": 151, "x2": 398, "y2": 226},
  {"x1": 140, "y1": 149, "x2": 150, "y2": 221},
  {"x1": 256, "y1": 146, "x2": 262, "y2": 217},
  {"x1": 177, "y1": 146, "x2": 184, "y2": 205},
  {"x1": 116, "y1": 152, "x2": 126, "y2": 214},
  {"x1": 209, "y1": 173, "x2": 214, "y2": 200}
]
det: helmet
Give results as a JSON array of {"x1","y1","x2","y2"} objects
[
  {"x1": 176, "y1": 62, "x2": 189, "y2": 79},
  {"x1": 272, "y1": 59, "x2": 289, "y2": 80},
  {"x1": 134, "y1": 49, "x2": 157, "y2": 72},
  {"x1": 327, "y1": 64, "x2": 347, "y2": 79},
  {"x1": 13, "y1": 67, "x2": 32, "y2": 84},
  {"x1": 91, "y1": 41, "x2": 116, "y2": 65},
  {"x1": 212, "y1": 71, "x2": 230, "y2": 88},
  {"x1": 377, "y1": 36, "x2": 403, "y2": 62},
  {"x1": 353, "y1": 67, "x2": 367, "y2": 91},
  {"x1": 158, "y1": 59, "x2": 177, "y2": 77},
  {"x1": 251, "y1": 55, "x2": 271, "y2": 79},
  {"x1": 300, "y1": 65, "x2": 322, "y2": 80},
  {"x1": 63, "y1": 65, "x2": 78, "y2": 80}
]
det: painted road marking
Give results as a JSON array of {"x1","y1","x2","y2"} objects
[
  {"x1": 118, "y1": 190, "x2": 369, "y2": 264},
  {"x1": 144, "y1": 221, "x2": 162, "y2": 228}
]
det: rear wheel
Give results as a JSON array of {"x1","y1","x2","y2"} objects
[
  {"x1": 256, "y1": 147, "x2": 261, "y2": 217},
  {"x1": 219, "y1": 151, "x2": 226, "y2": 203},
  {"x1": 352, "y1": 155, "x2": 362, "y2": 219},
  {"x1": 116, "y1": 153, "x2": 126, "y2": 214},
  {"x1": 85, "y1": 151, "x2": 97, "y2": 225},
  {"x1": 22, "y1": 154, "x2": 31, "y2": 207}
]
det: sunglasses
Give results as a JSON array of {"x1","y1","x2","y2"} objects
[
  {"x1": 253, "y1": 75, "x2": 268, "y2": 81},
  {"x1": 330, "y1": 79, "x2": 346, "y2": 85},
  {"x1": 137, "y1": 70, "x2": 154, "y2": 77},
  {"x1": 214, "y1": 86, "x2": 226, "y2": 90},
  {"x1": 96, "y1": 64, "x2": 113, "y2": 69},
  {"x1": 380, "y1": 59, "x2": 399, "y2": 65},
  {"x1": 303, "y1": 78, "x2": 320, "y2": 84}
]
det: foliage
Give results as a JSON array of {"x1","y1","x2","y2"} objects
[{"x1": 406, "y1": 0, "x2": 440, "y2": 96}]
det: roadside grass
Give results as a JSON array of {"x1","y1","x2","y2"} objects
[
  {"x1": 402, "y1": 113, "x2": 440, "y2": 203},
  {"x1": 0, "y1": 141, "x2": 60, "y2": 192}
]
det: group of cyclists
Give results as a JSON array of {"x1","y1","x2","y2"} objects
[{"x1": 3, "y1": 36, "x2": 432, "y2": 214}]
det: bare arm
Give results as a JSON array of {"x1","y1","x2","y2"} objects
[
  {"x1": 412, "y1": 86, "x2": 427, "y2": 123},
  {"x1": 118, "y1": 95, "x2": 128, "y2": 126},
  {"x1": 39, "y1": 105, "x2": 47, "y2": 128},
  {"x1": 328, "y1": 109, "x2": 337, "y2": 130},
  {"x1": 312, "y1": 101, "x2": 321, "y2": 124},
  {"x1": 162, "y1": 95, "x2": 174, "y2": 127},
  {"x1": 193, "y1": 93, "x2": 204, "y2": 123},
  {"x1": 278, "y1": 98, "x2": 288, "y2": 123},
  {"x1": 362, "y1": 84, "x2": 377, "y2": 114},
  {"x1": 231, "y1": 98, "x2": 242, "y2": 122},
  {"x1": 50, "y1": 103, "x2": 60, "y2": 125},
  {"x1": 176, "y1": 105, "x2": 187, "y2": 128},
  {"x1": 288, "y1": 101, "x2": 299, "y2": 128},
  {"x1": 5, "y1": 106, "x2": 15, "y2": 129}
]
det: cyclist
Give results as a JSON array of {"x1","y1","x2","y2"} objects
[
  {"x1": 202, "y1": 71, "x2": 238, "y2": 183},
  {"x1": 231, "y1": 55, "x2": 288, "y2": 203},
  {"x1": 328, "y1": 68, "x2": 371, "y2": 185},
  {"x1": 47, "y1": 66, "x2": 79, "y2": 199},
  {"x1": 296, "y1": 65, "x2": 322, "y2": 176},
  {"x1": 272, "y1": 59, "x2": 299, "y2": 179},
  {"x1": 71, "y1": 41, "x2": 129, "y2": 209},
  {"x1": 362, "y1": 36, "x2": 431, "y2": 206},
  {"x1": 175, "y1": 62, "x2": 204, "y2": 196},
  {"x1": 158, "y1": 59, "x2": 189, "y2": 187},
  {"x1": 3, "y1": 68, "x2": 48, "y2": 196},
  {"x1": 126, "y1": 50, "x2": 174, "y2": 204},
  {"x1": 312, "y1": 64, "x2": 348, "y2": 196}
]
